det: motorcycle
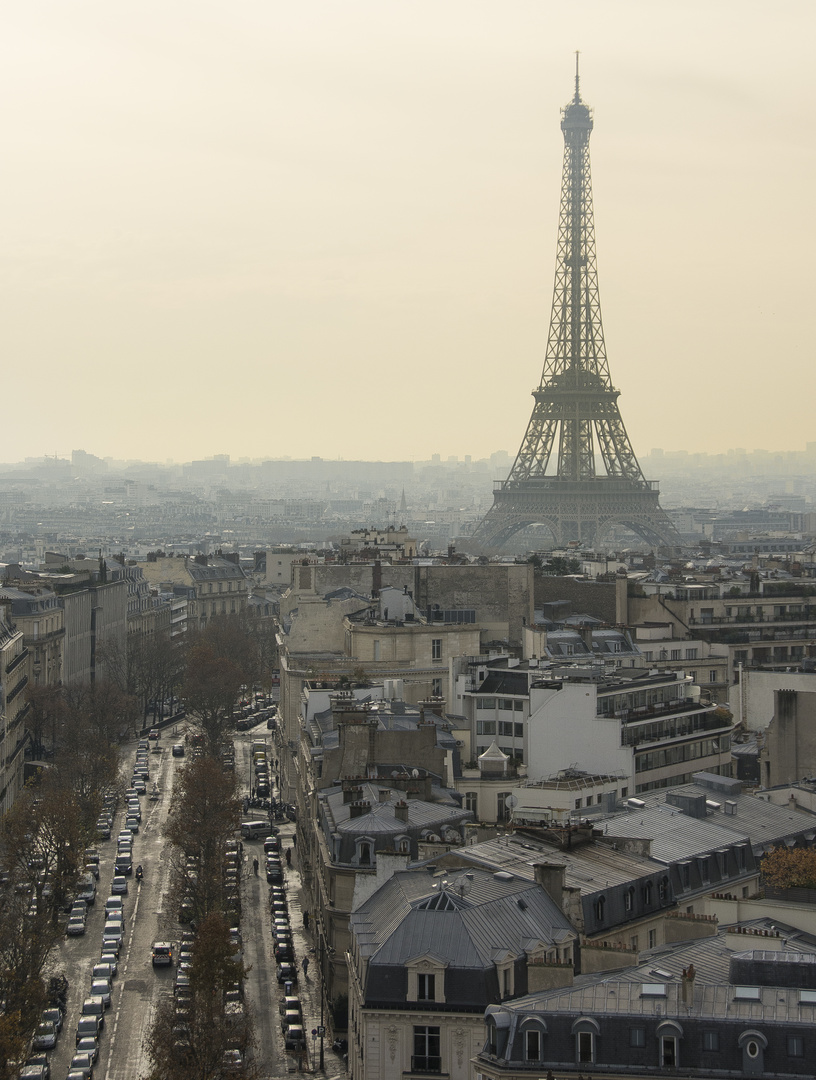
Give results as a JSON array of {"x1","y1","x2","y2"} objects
[{"x1": 135, "y1": 865, "x2": 144, "y2": 882}]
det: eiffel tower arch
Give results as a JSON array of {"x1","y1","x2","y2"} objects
[{"x1": 472, "y1": 63, "x2": 681, "y2": 553}]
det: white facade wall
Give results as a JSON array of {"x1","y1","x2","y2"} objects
[{"x1": 525, "y1": 682, "x2": 633, "y2": 785}]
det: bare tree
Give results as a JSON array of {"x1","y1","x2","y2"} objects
[
  {"x1": 0, "y1": 774, "x2": 88, "y2": 1077},
  {"x1": 165, "y1": 757, "x2": 241, "y2": 926},
  {"x1": 144, "y1": 914, "x2": 255, "y2": 1080},
  {"x1": 181, "y1": 643, "x2": 242, "y2": 751}
]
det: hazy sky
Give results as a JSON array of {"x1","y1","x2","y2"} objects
[{"x1": 4, "y1": 2, "x2": 815, "y2": 466}]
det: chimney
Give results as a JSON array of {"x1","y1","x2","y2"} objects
[
  {"x1": 349, "y1": 801, "x2": 371, "y2": 819},
  {"x1": 394, "y1": 801, "x2": 409, "y2": 823},
  {"x1": 533, "y1": 862, "x2": 566, "y2": 910},
  {"x1": 681, "y1": 963, "x2": 696, "y2": 1005},
  {"x1": 379, "y1": 789, "x2": 391, "y2": 802}
]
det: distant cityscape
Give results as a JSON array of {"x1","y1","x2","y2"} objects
[{"x1": 1, "y1": 444, "x2": 816, "y2": 560}]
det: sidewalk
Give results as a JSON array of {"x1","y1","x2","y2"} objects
[{"x1": 273, "y1": 822, "x2": 348, "y2": 1078}]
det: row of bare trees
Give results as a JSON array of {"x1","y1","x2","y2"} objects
[
  {"x1": 144, "y1": 754, "x2": 256, "y2": 1079},
  {"x1": 0, "y1": 683, "x2": 125, "y2": 1080}
]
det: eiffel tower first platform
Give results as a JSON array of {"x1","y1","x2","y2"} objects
[{"x1": 472, "y1": 65, "x2": 681, "y2": 553}]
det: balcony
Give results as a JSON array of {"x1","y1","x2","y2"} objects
[
  {"x1": 407, "y1": 1058, "x2": 445, "y2": 1077},
  {"x1": 5, "y1": 648, "x2": 28, "y2": 676}
]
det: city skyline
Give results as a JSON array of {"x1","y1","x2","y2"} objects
[{"x1": 4, "y1": 2, "x2": 815, "y2": 464}]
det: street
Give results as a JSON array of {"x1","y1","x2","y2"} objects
[{"x1": 43, "y1": 726, "x2": 347, "y2": 1079}]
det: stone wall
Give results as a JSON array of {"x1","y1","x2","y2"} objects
[{"x1": 535, "y1": 574, "x2": 617, "y2": 624}]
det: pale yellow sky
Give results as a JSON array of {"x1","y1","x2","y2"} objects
[{"x1": 3, "y1": 1, "x2": 815, "y2": 465}]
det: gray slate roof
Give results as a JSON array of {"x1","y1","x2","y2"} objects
[
  {"x1": 454, "y1": 834, "x2": 660, "y2": 894},
  {"x1": 351, "y1": 868, "x2": 574, "y2": 970}
]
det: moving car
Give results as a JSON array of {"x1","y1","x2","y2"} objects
[{"x1": 152, "y1": 941, "x2": 173, "y2": 966}]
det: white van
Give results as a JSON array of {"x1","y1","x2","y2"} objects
[{"x1": 240, "y1": 821, "x2": 268, "y2": 840}]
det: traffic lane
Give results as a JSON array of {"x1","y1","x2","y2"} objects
[{"x1": 100, "y1": 744, "x2": 180, "y2": 1080}]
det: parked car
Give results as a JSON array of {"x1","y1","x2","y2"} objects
[
  {"x1": 31, "y1": 1021, "x2": 58, "y2": 1050},
  {"x1": 90, "y1": 978, "x2": 112, "y2": 1008},
  {"x1": 75, "y1": 1016, "x2": 101, "y2": 1044},
  {"x1": 172, "y1": 743, "x2": 184, "y2": 757},
  {"x1": 111, "y1": 875, "x2": 128, "y2": 895}
]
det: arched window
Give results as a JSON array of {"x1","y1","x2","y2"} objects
[
  {"x1": 624, "y1": 886, "x2": 635, "y2": 912},
  {"x1": 594, "y1": 895, "x2": 606, "y2": 922},
  {"x1": 644, "y1": 881, "x2": 653, "y2": 906},
  {"x1": 572, "y1": 1017, "x2": 600, "y2": 1065},
  {"x1": 355, "y1": 838, "x2": 375, "y2": 866}
]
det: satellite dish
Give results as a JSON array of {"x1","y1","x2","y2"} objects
[
  {"x1": 451, "y1": 873, "x2": 473, "y2": 899},
  {"x1": 412, "y1": 769, "x2": 420, "y2": 779},
  {"x1": 505, "y1": 795, "x2": 518, "y2": 810}
]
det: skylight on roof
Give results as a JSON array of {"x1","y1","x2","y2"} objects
[
  {"x1": 800, "y1": 990, "x2": 816, "y2": 1005},
  {"x1": 641, "y1": 984, "x2": 667, "y2": 997},
  {"x1": 734, "y1": 986, "x2": 761, "y2": 1001}
]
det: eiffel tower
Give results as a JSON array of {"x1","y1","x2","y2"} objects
[{"x1": 472, "y1": 63, "x2": 680, "y2": 552}]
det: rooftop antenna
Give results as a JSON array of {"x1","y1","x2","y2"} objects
[{"x1": 574, "y1": 50, "x2": 581, "y2": 103}]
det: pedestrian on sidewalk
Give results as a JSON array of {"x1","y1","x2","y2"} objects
[
  {"x1": 301, "y1": 956, "x2": 309, "y2": 978},
  {"x1": 285, "y1": 848, "x2": 292, "y2": 867},
  {"x1": 303, "y1": 910, "x2": 310, "y2": 931},
  {"x1": 253, "y1": 857, "x2": 259, "y2": 876}
]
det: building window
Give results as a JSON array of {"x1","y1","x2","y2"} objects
[
  {"x1": 577, "y1": 1031, "x2": 594, "y2": 1064},
  {"x1": 648, "y1": 929, "x2": 656, "y2": 948},
  {"x1": 575, "y1": 799, "x2": 582, "y2": 810},
  {"x1": 624, "y1": 888, "x2": 634, "y2": 912},
  {"x1": 514, "y1": 723, "x2": 524, "y2": 737},
  {"x1": 685, "y1": 648, "x2": 698, "y2": 660},
  {"x1": 357, "y1": 841, "x2": 372, "y2": 866},
  {"x1": 373, "y1": 640, "x2": 381, "y2": 661},
  {"x1": 630, "y1": 934, "x2": 639, "y2": 952},
  {"x1": 417, "y1": 973, "x2": 435, "y2": 1001},
  {"x1": 413, "y1": 1026, "x2": 441, "y2": 1073},
  {"x1": 465, "y1": 792, "x2": 478, "y2": 816},
  {"x1": 644, "y1": 882, "x2": 653, "y2": 906},
  {"x1": 476, "y1": 721, "x2": 496, "y2": 736},
  {"x1": 630, "y1": 1027, "x2": 646, "y2": 1048},
  {"x1": 621, "y1": 787, "x2": 628, "y2": 799},
  {"x1": 525, "y1": 1030, "x2": 541, "y2": 1061},
  {"x1": 432, "y1": 678, "x2": 441, "y2": 696},
  {"x1": 788, "y1": 1036, "x2": 804, "y2": 1057},
  {"x1": 670, "y1": 650, "x2": 681, "y2": 661},
  {"x1": 709, "y1": 670, "x2": 718, "y2": 684},
  {"x1": 661, "y1": 1036, "x2": 677, "y2": 1067},
  {"x1": 594, "y1": 896, "x2": 605, "y2": 921},
  {"x1": 703, "y1": 1031, "x2": 719, "y2": 1051},
  {"x1": 432, "y1": 638, "x2": 442, "y2": 661}
]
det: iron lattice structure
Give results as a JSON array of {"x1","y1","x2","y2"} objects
[{"x1": 473, "y1": 70, "x2": 680, "y2": 551}]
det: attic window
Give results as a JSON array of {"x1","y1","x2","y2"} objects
[{"x1": 734, "y1": 986, "x2": 761, "y2": 1001}]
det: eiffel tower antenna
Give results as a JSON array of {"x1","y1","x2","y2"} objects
[{"x1": 471, "y1": 64, "x2": 681, "y2": 552}]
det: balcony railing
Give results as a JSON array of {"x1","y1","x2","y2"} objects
[
  {"x1": 409, "y1": 1057, "x2": 443, "y2": 1075},
  {"x1": 5, "y1": 648, "x2": 28, "y2": 676}
]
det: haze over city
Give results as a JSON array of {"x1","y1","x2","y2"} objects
[{"x1": 4, "y1": 1, "x2": 815, "y2": 465}]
